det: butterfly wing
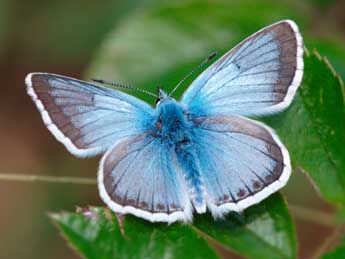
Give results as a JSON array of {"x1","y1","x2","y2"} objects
[
  {"x1": 26, "y1": 73, "x2": 153, "y2": 157},
  {"x1": 181, "y1": 20, "x2": 303, "y2": 117},
  {"x1": 192, "y1": 115, "x2": 290, "y2": 217},
  {"x1": 98, "y1": 133, "x2": 192, "y2": 223}
]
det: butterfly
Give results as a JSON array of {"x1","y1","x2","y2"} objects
[{"x1": 26, "y1": 20, "x2": 303, "y2": 223}]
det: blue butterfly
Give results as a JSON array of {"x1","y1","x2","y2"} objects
[{"x1": 26, "y1": 20, "x2": 303, "y2": 223}]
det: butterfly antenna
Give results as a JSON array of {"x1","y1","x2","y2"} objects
[
  {"x1": 91, "y1": 79, "x2": 158, "y2": 98},
  {"x1": 169, "y1": 51, "x2": 217, "y2": 97}
]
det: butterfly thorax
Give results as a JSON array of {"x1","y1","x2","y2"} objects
[{"x1": 154, "y1": 98, "x2": 192, "y2": 146}]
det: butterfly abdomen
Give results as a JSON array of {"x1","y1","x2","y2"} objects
[{"x1": 176, "y1": 147, "x2": 206, "y2": 213}]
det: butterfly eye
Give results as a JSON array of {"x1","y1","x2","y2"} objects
[{"x1": 155, "y1": 97, "x2": 160, "y2": 105}]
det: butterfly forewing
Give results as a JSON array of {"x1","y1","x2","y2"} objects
[
  {"x1": 26, "y1": 73, "x2": 153, "y2": 157},
  {"x1": 181, "y1": 20, "x2": 303, "y2": 117}
]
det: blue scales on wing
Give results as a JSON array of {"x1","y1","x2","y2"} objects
[
  {"x1": 98, "y1": 133, "x2": 192, "y2": 223},
  {"x1": 191, "y1": 115, "x2": 291, "y2": 217},
  {"x1": 181, "y1": 20, "x2": 303, "y2": 117},
  {"x1": 26, "y1": 73, "x2": 153, "y2": 157}
]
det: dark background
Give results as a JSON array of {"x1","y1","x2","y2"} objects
[{"x1": 0, "y1": 0, "x2": 344, "y2": 258}]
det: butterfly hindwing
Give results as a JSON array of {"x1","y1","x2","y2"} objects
[
  {"x1": 181, "y1": 20, "x2": 303, "y2": 117},
  {"x1": 191, "y1": 115, "x2": 290, "y2": 217},
  {"x1": 98, "y1": 134, "x2": 192, "y2": 223},
  {"x1": 26, "y1": 73, "x2": 153, "y2": 157}
]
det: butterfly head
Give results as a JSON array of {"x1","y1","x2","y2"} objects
[{"x1": 155, "y1": 87, "x2": 173, "y2": 106}]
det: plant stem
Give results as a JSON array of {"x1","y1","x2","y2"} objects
[
  {"x1": 0, "y1": 172, "x2": 96, "y2": 185},
  {"x1": 289, "y1": 204, "x2": 337, "y2": 227},
  {"x1": 0, "y1": 172, "x2": 339, "y2": 227},
  {"x1": 311, "y1": 224, "x2": 345, "y2": 259}
]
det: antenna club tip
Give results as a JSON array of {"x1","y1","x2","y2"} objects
[
  {"x1": 91, "y1": 78, "x2": 104, "y2": 83},
  {"x1": 207, "y1": 51, "x2": 217, "y2": 61}
]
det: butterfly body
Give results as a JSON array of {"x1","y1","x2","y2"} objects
[
  {"x1": 153, "y1": 94, "x2": 207, "y2": 212},
  {"x1": 26, "y1": 20, "x2": 304, "y2": 223}
]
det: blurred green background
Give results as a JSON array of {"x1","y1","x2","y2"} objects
[{"x1": 0, "y1": 0, "x2": 344, "y2": 258}]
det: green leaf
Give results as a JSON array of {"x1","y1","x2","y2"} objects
[
  {"x1": 194, "y1": 194, "x2": 296, "y2": 259},
  {"x1": 51, "y1": 194, "x2": 295, "y2": 259},
  {"x1": 50, "y1": 207, "x2": 218, "y2": 259},
  {"x1": 308, "y1": 38, "x2": 345, "y2": 79},
  {"x1": 321, "y1": 246, "x2": 345, "y2": 259},
  {"x1": 266, "y1": 49, "x2": 345, "y2": 205}
]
